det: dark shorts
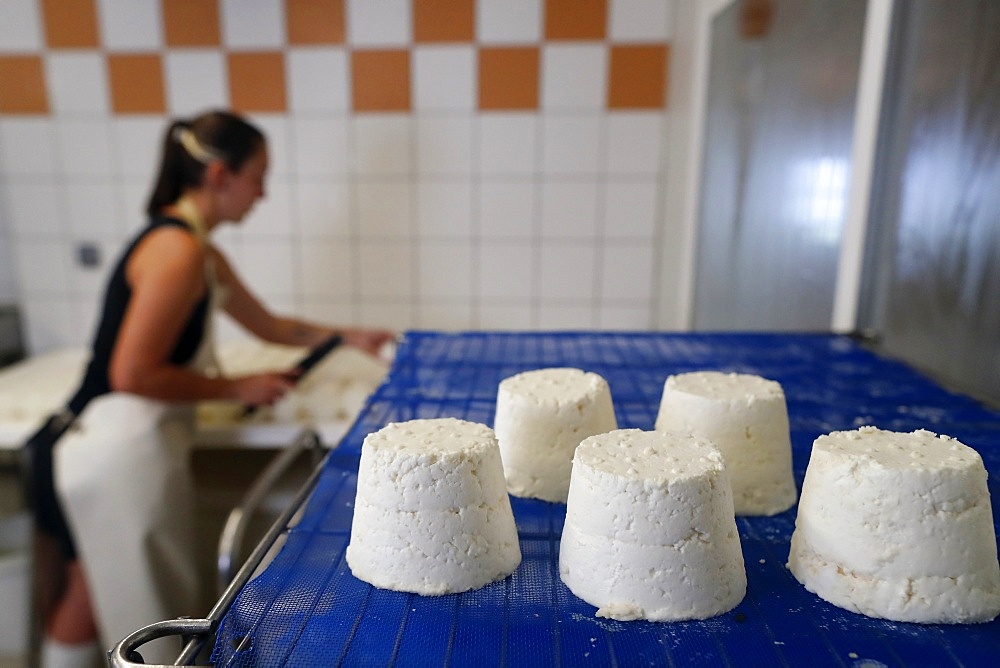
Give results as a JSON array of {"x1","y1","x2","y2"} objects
[{"x1": 22, "y1": 411, "x2": 78, "y2": 560}]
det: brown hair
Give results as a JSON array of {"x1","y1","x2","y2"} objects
[{"x1": 145, "y1": 110, "x2": 265, "y2": 215}]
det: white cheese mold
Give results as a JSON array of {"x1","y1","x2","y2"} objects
[
  {"x1": 788, "y1": 426, "x2": 1000, "y2": 623},
  {"x1": 494, "y1": 367, "x2": 618, "y2": 503},
  {"x1": 559, "y1": 429, "x2": 747, "y2": 621},
  {"x1": 346, "y1": 418, "x2": 521, "y2": 595},
  {"x1": 655, "y1": 370, "x2": 797, "y2": 515}
]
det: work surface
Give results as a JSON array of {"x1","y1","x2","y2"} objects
[
  {"x1": 210, "y1": 331, "x2": 1000, "y2": 667},
  {"x1": 0, "y1": 343, "x2": 386, "y2": 450}
]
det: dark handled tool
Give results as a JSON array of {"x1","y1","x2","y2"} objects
[{"x1": 241, "y1": 334, "x2": 344, "y2": 418}]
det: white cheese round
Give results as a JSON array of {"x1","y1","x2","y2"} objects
[
  {"x1": 654, "y1": 371, "x2": 797, "y2": 515},
  {"x1": 493, "y1": 367, "x2": 617, "y2": 503},
  {"x1": 559, "y1": 429, "x2": 746, "y2": 621},
  {"x1": 346, "y1": 418, "x2": 521, "y2": 595},
  {"x1": 788, "y1": 426, "x2": 1000, "y2": 623}
]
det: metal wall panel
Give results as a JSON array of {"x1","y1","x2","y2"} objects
[{"x1": 861, "y1": 0, "x2": 1000, "y2": 407}]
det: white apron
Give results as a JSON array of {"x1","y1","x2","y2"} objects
[{"x1": 55, "y1": 236, "x2": 224, "y2": 662}]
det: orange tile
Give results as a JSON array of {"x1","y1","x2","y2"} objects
[
  {"x1": 108, "y1": 54, "x2": 166, "y2": 114},
  {"x1": 287, "y1": 0, "x2": 345, "y2": 45},
  {"x1": 478, "y1": 47, "x2": 539, "y2": 111},
  {"x1": 545, "y1": 0, "x2": 606, "y2": 40},
  {"x1": 228, "y1": 52, "x2": 288, "y2": 113},
  {"x1": 608, "y1": 45, "x2": 669, "y2": 109},
  {"x1": 0, "y1": 56, "x2": 49, "y2": 114},
  {"x1": 162, "y1": 0, "x2": 221, "y2": 47},
  {"x1": 41, "y1": 0, "x2": 99, "y2": 48},
  {"x1": 351, "y1": 50, "x2": 411, "y2": 112},
  {"x1": 414, "y1": 0, "x2": 474, "y2": 43}
]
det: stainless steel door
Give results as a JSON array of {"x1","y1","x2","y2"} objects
[{"x1": 693, "y1": 0, "x2": 867, "y2": 330}]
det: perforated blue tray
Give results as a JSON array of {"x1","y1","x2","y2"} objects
[{"x1": 211, "y1": 332, "x2": 1000, "y2": 667}]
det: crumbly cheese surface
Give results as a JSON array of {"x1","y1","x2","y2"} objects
[
  {"x1": 346, "y1": 418, "x2": 521, "y2": 595},
  {"x1": 654, "y1": 371, "x2": 796, "y2": 515},
  {"x1": 559, "y1": 429, "x2": 746, "y2": 621},
  {"x1": 788, "y1": 426, "x2": 1000, "y2": 623},
  {"x1": 494, "y1": 367, "x2": 617, "y2": 503}
]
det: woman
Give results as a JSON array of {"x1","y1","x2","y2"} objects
[{"x1": 28, "y1": 110, "x2": 394, "y2": 666}]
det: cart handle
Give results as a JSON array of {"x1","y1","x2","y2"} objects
[{"x1": 107, "y1": 617, "x2": 213, "y2": 667}]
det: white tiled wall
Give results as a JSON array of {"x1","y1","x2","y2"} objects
[{"x1": 0, "y1": 0, "x2": 683, "y2": 355}]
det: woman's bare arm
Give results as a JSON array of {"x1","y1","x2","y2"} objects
[{"x1": 108, "y1": 228, "x2": 295, "y2": 406}]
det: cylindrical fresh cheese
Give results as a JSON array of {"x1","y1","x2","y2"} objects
[
  {"x1": 559, "y1": 429, "x2": 746, "y2": 621},
  {"x1": 655, "y1": 371, "x2": 796, "y2": 515},
  {"x1": 346, "y1": 418, "x2": 521, "y2": 595},
  {"x1": 788, "y1": 426, "x2": 1000, "y2": 623},
  {"x1": 494, "y1": 368, "x2": 617, "y2": 503}
]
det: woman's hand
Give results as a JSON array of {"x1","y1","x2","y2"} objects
[
  {"x1": 230, "y1": 371, "x2": 299, "y2": 407},
  {"x1": 341, "y1": 328, "x2": 397, "y2": 358}
]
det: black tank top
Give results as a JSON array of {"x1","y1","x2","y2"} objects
[{"x1": 67, "y1": 216, "x2": 211, "y2": 414}]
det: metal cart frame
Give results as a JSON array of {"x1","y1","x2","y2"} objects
[{"x1": 109, "y1": 428, "x2": 326, "y2": 667}]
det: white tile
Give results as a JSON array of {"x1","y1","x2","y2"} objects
[
  {"x1": 22, "y1": 297, "x2": 80, "y2": 354},
  {"x1": 609, "y1": 0, "x2": 672, "y2": 41},
  {"x1": 413, "y1": 46, "x2": 475, "y2": 111},
  {"x1": 540, "y1": 181, "x2": 599, "y2": 238},
  {"x1": 478, "y1": 114, "x2": 538, "y2": 176},
  {"x1": 221, "y1": 0, "x2": 285, "y2": 49},
  {"x1": 292, "y1": 117, "x2": 350, "y2": 176},
  {"x1": 542, "y1": 115, "x2": 602, "y2": 175},
  {"x1": 165, "y1": 51, "x2": 228, "y2": 116},
  {"x1": 479, "y1": 180, "x2": 535, "y2": 238},
  {"x1": 248, "y1": 115, "x2": 292, "y2": 179},
  {"x1": 66, "y1": 182, "x2": 123, "y2": 238},
  {"x1": 98, "y1": 0, "x2": 163, "y2": 51},
  {"x1": 356, "y1": 181, "x2": 412, "y2": 237},
  {"x1": 477, "y1": 0, "x2": 542, "y2": 44},
  {"x1": 598, "y1": 304, "x2": 652, "y2": 330},
  {"x1": 0, "y1": 120, "x2": 57, "y2": 176},
  {"x1": 287, "y1": 49, "x2": 350, "y2": 112},
  {"x1": 297, "y1": 238, "x2": 353, "y2": 298},
  {"x1": 0, "y1": 243, "x2": 18, "y2": 300},
  {"x1": 55, "y1": 119, "x2": 115, "y2": 177},
  {"x1": 120, "y1": 180, "x2": 152, "y2": 225},
  {"x1": 112, "y1": 117, "x2": 162, "y2": 182},
  {"x1": 600, "y1": 244, "x2": 655, "y2": 301},
  {"x1": 353, "y1": 116, "x2": 412, "y2": 176},
  {"x1": 298, "y1": 300, "x2": 356, "y2": 327},
  {"x1": 416, "y1": 300, "x2": 474, "y2": 331},
  {"x1": 478, "y1": 301, "x2": 533, "y2": 330},
  {"x1": 416, "y1": 116, "x2": 473, "y2": 175},
  {"x1": 418, "y1": 242, "x2": 472, "y2": 299},
  {"x1": 347, "y1": 0, "x2": 411, "y2": 46},
  {"x1": 3, "y1": 181, "x2": 64, "y2": 238},
  {"x1": 358, "y1": 240, "x2": 414, "y2": 299},
  {"x1": 0, "y1": 0, "x2": 43, "y2": 51},
  {"x1": 604, "y1": 180, "x2": 659, "y2": 239},
  {"x1": 538, "y1": 244, "x2": 597, "y2": 300},
  {"x1": 45, "y1": 53, "x2": 110, "y2": 114},
  {"x1": 15, "y1": 241, "x2": 72, "y2": 295},
  {"x1": 240, "y1": 178, "x2": 294, "y2": 237},
  {"x1": 359, "y1": 300, "x2": 413, "y2": 331},
  {"x1": 236, "y1": 238, "x2": 296, "y2": 301},
  {"x1": 295, "y1": 179, "x2": 353, "y2": 236},
  {"x1": 541, "y1": 45, "x2": 607, "y2": 110},
  {"x1": 416, "y1": 180, "x2": 473, "y2": 237},
  {"x1": 606, "y1": 113, "x2": 664, "y2": 174},
  {"x1": 478, "y1": 241, "x2": 536, "y2": 300},
  {"x1": 536, "y1": 302, "x2": 595, "y2": 330}
]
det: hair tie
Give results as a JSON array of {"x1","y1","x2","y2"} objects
[{"x1": 173, "y1": 126, "x2": 224, "y2": 164}]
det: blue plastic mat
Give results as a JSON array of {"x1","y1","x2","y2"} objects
[{"x1": 211, "y1": 332, "x2": 1000, "y2": 667}]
